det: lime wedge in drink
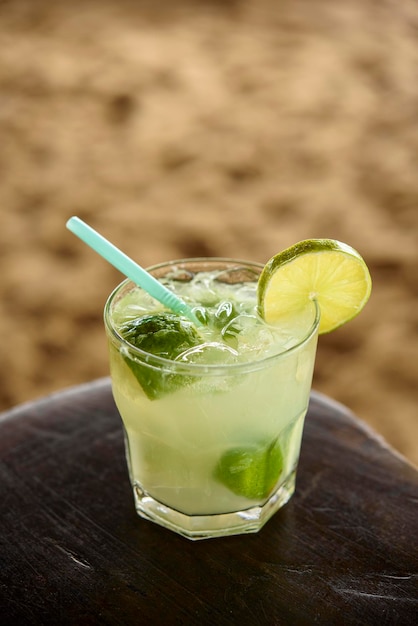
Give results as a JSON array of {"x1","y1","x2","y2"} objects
[
  {"x1": 214, "y1": 438, "x2": 284, "y2": 500},
  {"x1": 119, "y1": 313, "x2": 202, "y2": 399},
  {"x1": 258, "y1": 239, "x2": 372, "y2": 334}
]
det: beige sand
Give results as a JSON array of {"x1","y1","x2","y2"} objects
[{"x1": 0, "y1": 0, "x2": 417, "y2": 464}]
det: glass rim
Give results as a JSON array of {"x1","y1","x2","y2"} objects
[{"x1": 104, "y1": 257, "x2": 321, "y2": 375}]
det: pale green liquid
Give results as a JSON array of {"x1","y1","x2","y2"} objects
[{"x1": 108, "y1": 269, "x2": 318, "y2": 518}]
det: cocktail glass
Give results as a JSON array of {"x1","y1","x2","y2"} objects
[{"x1": 104, "y1": 258, "x2": 320, "y2": 540}]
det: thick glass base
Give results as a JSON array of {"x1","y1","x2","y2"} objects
[{"x1": 131, "y1": 471, "x2": 296, "y2": 540}]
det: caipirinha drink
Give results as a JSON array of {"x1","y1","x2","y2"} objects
[
  {"x1": 103, "y1": 242, "x2": 371, "y2": 540},
  {"x1": 105, "y1": 259, "x2": 320, "y2": 539},
  {"x1": 65, "y1": 217, "x2": 371, "y2": 540}
]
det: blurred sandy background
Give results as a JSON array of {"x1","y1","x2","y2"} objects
[{"x1": 0, "y1": 0, "x2": 417, "y2": 464}]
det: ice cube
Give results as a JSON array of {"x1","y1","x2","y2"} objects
[
  {"x1": 221, "y1": 314, "x2": 259, "y2": 339},
  {"x1": 236, "y1": 322, "x2": 290, "y2": 360},
  {"x1": 175, "y1": 342, "x2": 239, "y2": 366}
]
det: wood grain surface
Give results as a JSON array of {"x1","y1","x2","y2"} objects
[{"x1": 1, "y1": 379, "x2": 417, "y2": 625}]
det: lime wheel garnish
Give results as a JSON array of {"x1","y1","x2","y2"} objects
[{"x1": 258, "y1": 239, "x2": 372, "y2": 334}]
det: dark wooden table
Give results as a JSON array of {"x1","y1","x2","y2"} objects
[{"x1": 1, "y1": 379, "x2": 417, "y2": 625}]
